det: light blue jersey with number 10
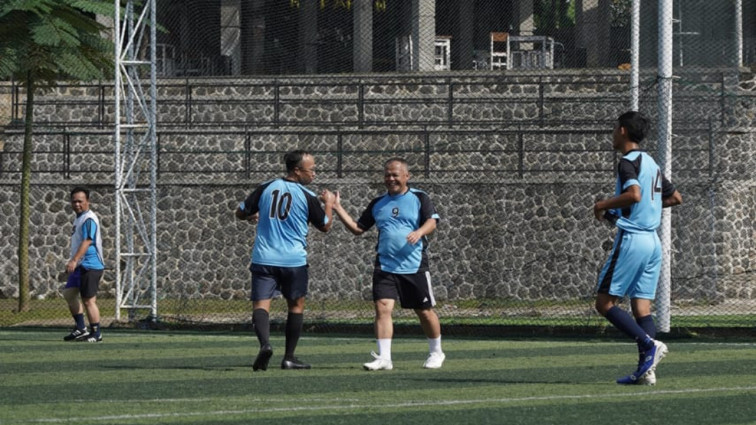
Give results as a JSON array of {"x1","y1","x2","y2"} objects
[{"x1": 240, "y1": 178, "x2": 328, "y2": 267}]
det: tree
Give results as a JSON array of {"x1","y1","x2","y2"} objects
[
  {"x1": 611, "y1": 0, "x2": 633, "y2": 28},
  {"x1": 0, "y1": 0, "x2": 114, "y2": 312},
  {"x1": 535, "y1": 0, "x2": 575, "y2": 33}
]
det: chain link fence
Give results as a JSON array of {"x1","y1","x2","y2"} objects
[{"x1": 0, "y1": 0, "x2": 754, "y2": 334}]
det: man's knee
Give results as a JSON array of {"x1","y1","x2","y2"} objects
[
  {"x1": 374, "y1": 299, "x2": 394, "y2": 316},
  {"x1": 63, "y1": 288, "x2": 79, "y2": 303},
  {"x1": 414, "y1": 307, "x2": 433, "y2": 316},
  {"x1": 286, "y1": 297, "x2": 306, "y2": 313},
  {"x1": 595, "y1": 295, "x2": 616, "y2": 316}
]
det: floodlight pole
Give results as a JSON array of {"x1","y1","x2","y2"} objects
[
  {"x1": 656, "y1": 0, "x2": 674, "y2": 333},
  {"x1": 113, "y1": 0, "x2": 159, "y2": 322}
]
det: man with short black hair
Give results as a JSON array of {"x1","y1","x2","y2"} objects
[
  {"x1": 593, "y1": 111, "x2": 682, "y2": 385},
  {"x1": 63, "y1": 187, "x2": 105, "y2": 343},
  {"x1": 236, "y1": 150, "x2": 335, "y2": 371}
]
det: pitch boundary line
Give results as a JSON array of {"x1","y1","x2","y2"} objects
[{"x1": 14, "y1": 385, "x2": 756, "y2": 424}]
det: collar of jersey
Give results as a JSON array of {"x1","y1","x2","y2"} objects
[{"x1": 387, "y1": 188, "x2": 410, "y2": 198}]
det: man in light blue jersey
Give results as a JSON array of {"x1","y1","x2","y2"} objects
[
  {"x1": 333, "y1": 158, "x2": 445, "y2": 370},
  {"x1": 62, "y1": 187, "x2": 105, "y2": 343},
  {"x1": 593, "y1": 111, "x2": 682, "y2": 385},
  {"x1": 236, "y1": 150, "x2": 334, "y2": 371}
]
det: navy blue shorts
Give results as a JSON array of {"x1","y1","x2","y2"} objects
[
  {"x1": 250, "y1": 264, "x2": 309, "y2": 301},
  {"x1": 65, "y1": 267, "x2": 103, "y2": 299},
  {"x1": 372, "y1": 268, "x2": 436, "y2": 309}
]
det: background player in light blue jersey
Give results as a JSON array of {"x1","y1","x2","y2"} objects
[
  {"x1": 62, "y1": 187, "x2": 105, "y2": 343},
  {"x1": 593, "y1": 111, "x2": 682, "y2": 385},
  {"x1": 236, "y1": 150, "x2": 335, "y2": 371},
  {"x1": 333, "y1": 158, "x2": 445, "y2": 370}
]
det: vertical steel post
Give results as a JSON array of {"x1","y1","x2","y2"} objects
[
  {"x1": 735, "y1": 0, "x2": 743, "y2": 67},
  {"x1": 656, "y1": 0, "x2": 674, "y2": 333},
  {"x1": 630, "y1": 0, "x2": 640, "y2": 111},
  {"x1": 149, "y1": 0, "x2": 158, "y2": 322},
  {"x1": 113, "y1": 0, "x2": 122, "y2": 321}
]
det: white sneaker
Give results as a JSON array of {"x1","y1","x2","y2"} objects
[
  {"x1": 639, "y1": 369, "x2": 656, "y2": 385},
  {"x1": 363, "y1": 352, "x2": 393, "y2": 371},
  {"x1": 423, "y1": 352, "x2": 445, "y2": 369}
]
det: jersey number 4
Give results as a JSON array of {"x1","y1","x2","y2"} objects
[
  {"x1": 651, "y1": 169, "x2": 663, "y2": 200},
  {"x1": 269, "y1": 190, "x2": 292, "y2": 220}
]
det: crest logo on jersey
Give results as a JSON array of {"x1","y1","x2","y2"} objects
[{"x1": 391, "y1": 207, "x2": 399, "y2": 218}]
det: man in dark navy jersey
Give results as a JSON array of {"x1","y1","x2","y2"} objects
[
  {"x1": 333, "y1": 158, "x2": 445, "y2": 370},
  {"x1": 594, "y1": 111, "x2": 682, "y2": 385},
  {"x1": 236, "y1": 150, "x2": 335, "y2": 371}
]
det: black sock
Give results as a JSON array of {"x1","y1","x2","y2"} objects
[
  {"x1": 284, "y1": 312, "x2": 303, "y2": 359},
  {"x1": 90, "y1": 322, "x2": 100, "y2": 337},
  {"x1": 635, "y1": 315, "x2": 656, "y2": 354},
  {"x1": 635, "y1": 315, "x2": 656, "y2": 339},
  {"x1": 252, "y1": 309, "x2": 270, "y2": 347},
  {"x1": 73, "y1": 314, "x2": 86, "y2": 330},
  {"x1": 605, "y1": 306, "x2": 653, "y2": 350}
]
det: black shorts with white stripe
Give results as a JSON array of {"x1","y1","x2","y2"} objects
[{"x1": 372, "y1": 268, "x2": 435, "y2": 309}]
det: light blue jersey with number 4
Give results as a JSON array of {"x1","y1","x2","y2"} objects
[{"x1": 611, "y1": 150, "x2": 676, "y2": 233}]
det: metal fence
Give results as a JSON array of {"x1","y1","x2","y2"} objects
[
  {"x1": 0, "y1": 125, "x2": 725, "y2": 180},
  {"x1": 0, "y1": 120, "x2": 753, "y2": 331},
  {"x1": 1, "y1": 0, "x2": 754, "y2": 334},
  {"x1": 2, "y1": 70, "x2": 736, "y2": 129},
  {"x1": 146, "y1": 1, "x2": 756, "y2": 77}
]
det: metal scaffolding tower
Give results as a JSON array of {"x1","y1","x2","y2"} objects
[{"x1": 113, "y1": 0, "x2": 158, "y2": 322}]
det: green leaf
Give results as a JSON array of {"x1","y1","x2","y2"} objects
[
  {"x1": 0, "y1": 0, "x2": 113, "y2": 85},
  {"x1": 0, "y1": 0, "x2": 54, "y2": 17},
  {"x1": 68, "y1": 0, "x2": 117, "y2": 17},
  {"x1": 0, "y1": 47, "x2": 20, "y2": 79},
  {"x1": 32, "y1": 16, "x2": 82, "y2": 47},
  {"x1": 58, "y1": 51, "x2": 102, "y2": 80}
]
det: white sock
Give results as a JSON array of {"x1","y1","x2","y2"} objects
[
  {"x1": 428, "y1": 336, "x2": 442, "y2": 354},
  {"x1": 377, "y1": 338, "x2": 392, "y2": 361}
]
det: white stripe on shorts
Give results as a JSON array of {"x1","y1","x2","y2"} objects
[{"x1": 425, "y1": 271, "x2": 436, "y2": 307}]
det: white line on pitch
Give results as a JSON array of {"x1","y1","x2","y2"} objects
[{"x1": 14, "y1": 385, "x2": 756, "y2": 424}]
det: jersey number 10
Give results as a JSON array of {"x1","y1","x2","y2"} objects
[{"x1": 269, "y1": 190, "x2": 292, "y2": 220}]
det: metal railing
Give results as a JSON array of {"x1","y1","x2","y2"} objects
[
  {"x1": 0, "y1": 126, "x2": 723, "y2": 181},
  {"x1": 2, "y1": 72, "x2": 731, "y2": 130}
]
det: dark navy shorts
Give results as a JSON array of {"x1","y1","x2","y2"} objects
[
  {"x1": 250, "y1": 264, "x2": 309, "y2": 301},
  {"x1": 65, "y1": 267, "x2": 103, "y2": 299},
  {"x1": 372, "y1": 268, "x2": 436, "y2": 309}
]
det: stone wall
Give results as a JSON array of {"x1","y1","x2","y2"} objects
[
  {"x1": 0, "y1": 70, "x2": 754, "y2": 303},
  {"x1": 0, "y1": 178, "x2": 752, "y2": 303}
]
